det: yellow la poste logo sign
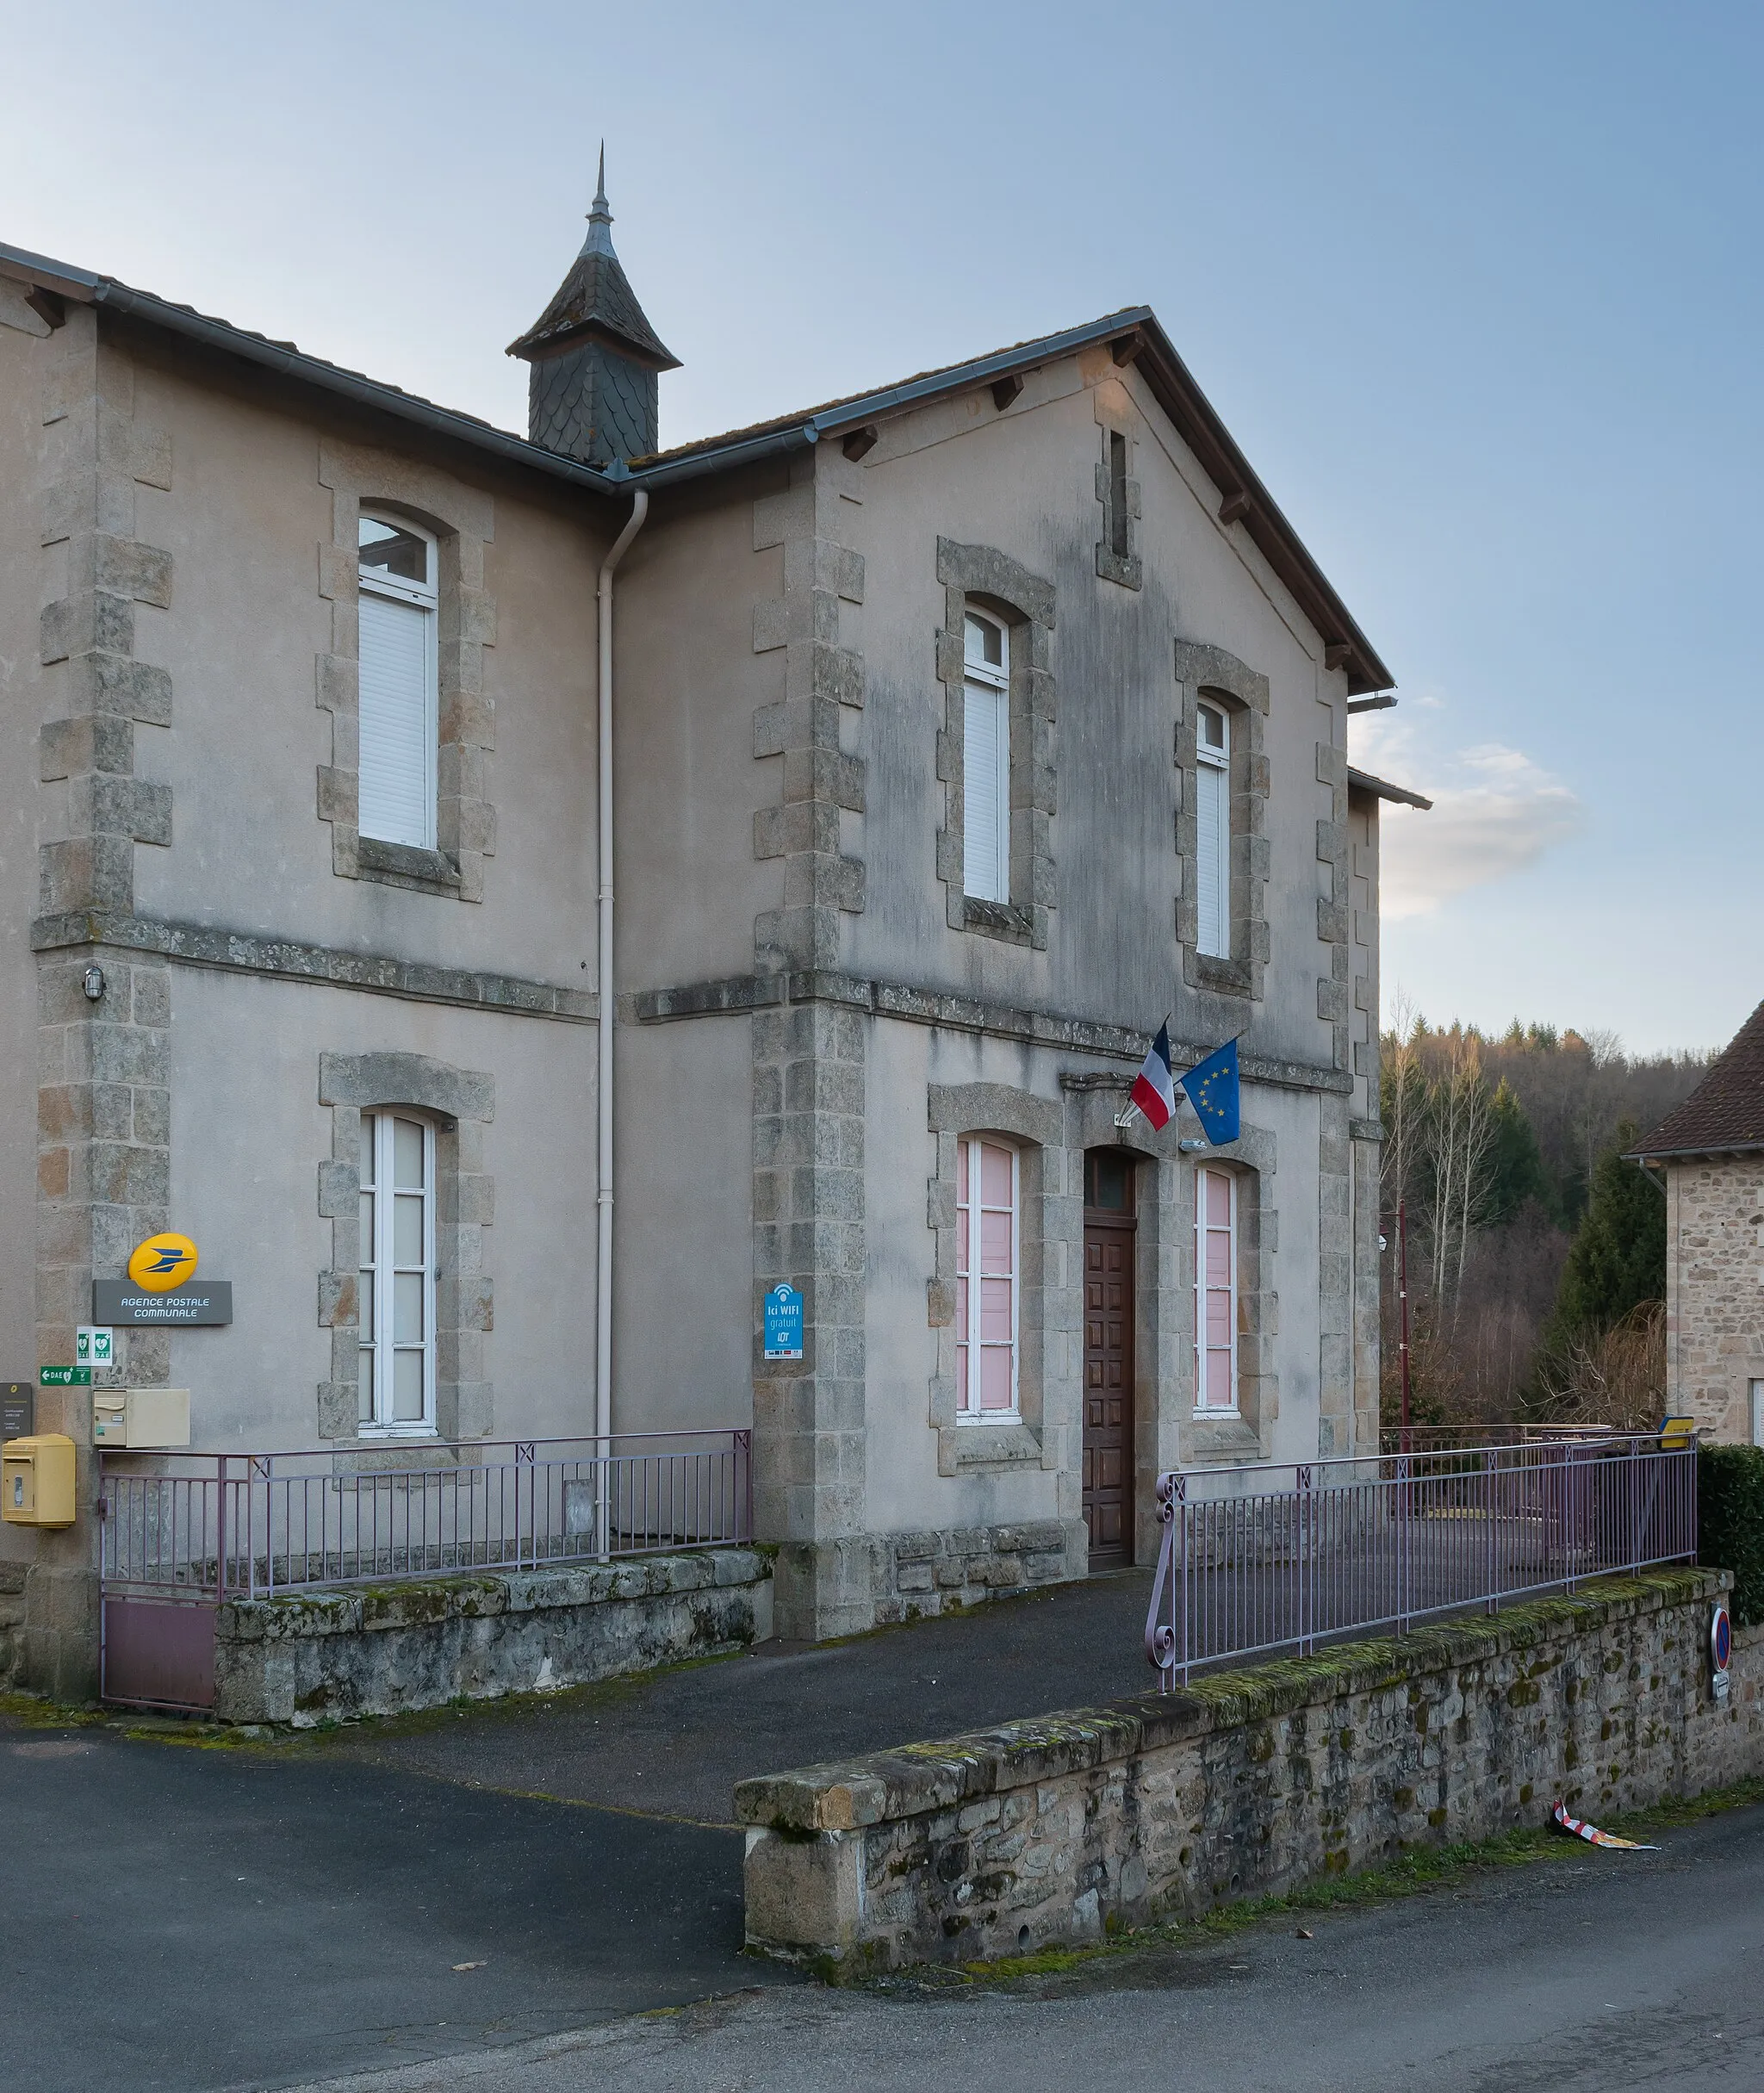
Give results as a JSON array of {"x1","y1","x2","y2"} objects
[{"x1": 127, "y1": 1232, "x2": 199, "y2": 1293}]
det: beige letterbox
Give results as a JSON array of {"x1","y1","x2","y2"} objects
[
  {"x1": 92, "y1": 1388, "x2": 191, "y2": 1448},
  {"x1": 3, "y1": 1434, "x2": 77, "y2": 1527}
]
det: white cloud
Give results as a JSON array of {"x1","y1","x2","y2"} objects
[{"x1": 1351, "y1": 708, "x2": 1581, "y2": 921}]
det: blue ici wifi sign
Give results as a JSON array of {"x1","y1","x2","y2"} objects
[{"x1": 763, "y1": 1283, "x2": 804, "y2": 1361}]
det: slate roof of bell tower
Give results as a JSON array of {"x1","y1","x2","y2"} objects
[{"x1": 507, "y1": 150, "x2": 679, "y2": 371}]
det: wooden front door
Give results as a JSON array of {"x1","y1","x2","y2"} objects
[{"x1": 1083, "y1": 1151, "x2": 1136, "y2": 1570}]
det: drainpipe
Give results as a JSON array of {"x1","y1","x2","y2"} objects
[{"x1": 595, "y1": 488, "x2": 649, "y2": 1556}]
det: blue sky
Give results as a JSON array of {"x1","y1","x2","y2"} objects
[{"x1": 4, "y1": 2, "x2": 1757, "y2": 1054}]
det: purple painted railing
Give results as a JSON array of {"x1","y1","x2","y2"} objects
[
  {"x1": 98, "y1": 1430, "x2": 753, "y2": 1601},
  {"x1": 1145, "y1": 1433, "x2": 1698, "y2": 1687}
]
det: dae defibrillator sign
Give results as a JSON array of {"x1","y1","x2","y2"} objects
[{"x1": 763, "y1": 1283, "x2": 804, "y2": 1361}]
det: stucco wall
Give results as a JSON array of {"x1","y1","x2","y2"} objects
[
  {"x1": 120, "y1": 332, "x2": 606, "y2": 982},
  {"x1": 614, "y1": 471, "x2": 788, "y2": 990},
  {"x1": 835, "y1": 350, "x2": 1348, "y2": 1078},
  {"x1": 612, "y1": 1008, "x2": 754, "y2": 1437},
  {"x1": 166, "y1": 965, "x2": 596, "y2": 1450},
  {"x1": 739, "y1": 1568, "x2": 1754, "y2": 1969},
  {"x1": 0, "y1": 300, "x2": 45, "y2": 1413},
  {"x1": 1668, "y1": 1157, "x2": 1764, "y2": 1441}
]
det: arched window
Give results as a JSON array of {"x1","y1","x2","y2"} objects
[
  {"x1": 1195, "y1": 699, "x2": 1231, "y2": 958},
  {"x1": 955, "y1": 1135, "x2": 1018, "y2": 1419},
  {"x1": 358, "y1": 1111, "x2": 437, "y2": 1433},
  {"x1": 962, "y1": 607, "x2": 1010, "y2": 904},
  {"x1": 357, "y1": 512, "x2": 438, "y2": 850},
  {"x1": 1195, "y1": 1165, "x2": 1237, "y2": 1413}
]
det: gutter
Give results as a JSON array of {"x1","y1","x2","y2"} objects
[
  {"x1": 0, "y1": 243, "x2": 628, "y2": 501},
  {"x1": 3, "y1": 239, "x2": 1395, "y2": 689},
  {"x1": 1625, "y1": 1140, "x2": 1764, "y2": 1164},
  {"x1": 1347, "y1": 766, "x2": 1433, "y2": 811}
]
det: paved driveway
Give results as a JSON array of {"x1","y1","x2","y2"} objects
[{"x1": 320, "y1": 1568, "x2": 1160, "y2": 1823}]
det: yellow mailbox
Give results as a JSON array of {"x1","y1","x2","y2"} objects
[{"x1": 2, "y1": 1433, "x2": 77, "y2": 1528}]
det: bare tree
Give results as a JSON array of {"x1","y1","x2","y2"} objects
[{"x1": 1424, "y1": 1029, "x2": 1499, "y2": 1326}]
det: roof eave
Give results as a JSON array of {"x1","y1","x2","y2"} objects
[
  {"x1": 506, "y1": 318, "x2": 682, "y2": 371},
  {"x1": 1126, "y1": 319, "x2": 1394, "y2": 696},
  {"x1": 29, "y1": 267, "x2": 625, "y2": 500},
  {"x1": 634, "y1": 306, "x2": 1394, "y2": 693},
  {"x1": 0, "y1": 242, "x2": 1396, "y2": 686},
  {"x1": 1347, "y1": 766, "x2": 1432, "y2": 810},
  {"x1": 1628, "y1": 1139, "x2": 1764, "y2": 1163}
]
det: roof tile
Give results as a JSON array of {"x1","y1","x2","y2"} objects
[{"x1": 1634, "y1": 997, "x2": 1764, "y2": 1156}]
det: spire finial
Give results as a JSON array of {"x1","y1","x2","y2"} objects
[{"x1": 582, "y1": 141, "x2": 615, "y2": 258}]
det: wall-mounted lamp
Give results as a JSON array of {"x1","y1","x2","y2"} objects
[
  {"x1": 82, "y1": 966, "x2": 106, "y2": 1003},
  {"x1": 1178, "y1": 1138, "x2": 1208, "y2": 1153}
]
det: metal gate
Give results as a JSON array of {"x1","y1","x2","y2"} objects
[
  {"x1": 96, "y1": 1431, "x2": 755, "y2": 1712},
  {"x1": 102, "y1": 1594, "x2": 217, "y2": 1711}
]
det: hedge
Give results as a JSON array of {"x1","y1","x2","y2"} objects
[{"x1": 1699, "y1": 1443, "x2": 1764, "y2": 1627}]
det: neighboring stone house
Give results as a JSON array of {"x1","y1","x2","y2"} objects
[
  {"x1": 1634, "y1": 998, "x2": 1764, "y2": 1443},
  {"x1": 0, "y1": 170, "x2": 1425, "y2": 1686}
]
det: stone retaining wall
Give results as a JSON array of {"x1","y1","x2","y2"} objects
[
  {"x1": 214, "y1": 1547, "x2": 772, "y2": 1725},
  {"x1": 875, "y1": 1521, "x2": 1079, "y2": 1624},
  {"x1": 737, "y1": 1568, "x2": 1760, "y2": 1970},
  {"x1": 0, "y1": 1562, "x2": 25, "y2": 1689}
]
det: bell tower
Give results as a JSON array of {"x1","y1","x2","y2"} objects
[{"x1": 508, "y1": 148, "x2": 679, "y2": 467}]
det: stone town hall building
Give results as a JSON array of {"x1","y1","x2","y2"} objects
[{"x1": 0, "y1": 176, "x2": 1425, "y2": 1684}]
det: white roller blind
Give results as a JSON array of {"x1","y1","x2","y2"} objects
[
  {"x1": 964, "y1": 680, "x2": 1009, "y2": 902},
  {"x1": 358, "y1": 590, "x2": 435, "y2": 848},
  {"x1": 1196, "y1": 761, "x2": 1229, "y2": 957}
]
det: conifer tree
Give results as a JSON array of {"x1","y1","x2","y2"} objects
[{"x1": 1542, "y1": 1119, "x2": 1665, "y2": 1344}]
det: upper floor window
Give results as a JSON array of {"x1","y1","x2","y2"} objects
[
  {"x1": 357, "y1": 513, "x2": 438, "y2": 850},
  {"x1": 1195, "y1": 699, "x2": 1231, "y2": 959},
  {"x1": 358, "y1": 1110, "x2": 436, "y2": 1434},
  {"x1": 962, "y1": 609, "x2": 1010, "y2": 904},
  {"x1": 956, "y1": 1134, "x2": 1018, "y2": 1420},
  {"x1": 1195, "y1": 1165, "x2": 1237, "y2": 1413}
]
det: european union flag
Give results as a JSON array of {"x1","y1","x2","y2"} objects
[{"x1": 1178, "y1": 1038, "x2": 1240, "y2": 1145}]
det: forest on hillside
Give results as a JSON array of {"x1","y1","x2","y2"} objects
[{"x1": 1377, "y1": 1012, "x2": 1710, "y2": 1432}]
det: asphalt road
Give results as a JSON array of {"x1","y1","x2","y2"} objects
[
  {"x1": 0, "y1": 1720, "x2": 790, "y2": 2093},
  {"x1": 276, "y1": 1803, "x2": 1764, "y2": 2093},
  {"x1": 0, "y1": 1574, "x2": 1159, "y2": 2092}
]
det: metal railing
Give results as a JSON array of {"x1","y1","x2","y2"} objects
[
  {"x1": 98, "y1": 1430, "x2": 752, "y2": 1601},
  {"x1": 1145, "y1": 1433, "x2": 1698, "y2": 1687},
  {"x1": 1376, "y1": 1422, "x2": 1624, "y2": 1455}
]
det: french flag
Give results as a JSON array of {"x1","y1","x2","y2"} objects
[{"x1": 1129, "y1": 1022, "x2": 1177, "y2": 1130}]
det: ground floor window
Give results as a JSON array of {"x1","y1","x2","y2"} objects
[
  {"x1": 1195, "y1": 1165, "x2": 1237, "y2": 1413},
  {"x1": 359, "y1": 1111, "x2": 436, "y2": 1432},
  {"x1": 956, "y1": 1135, "x2": 1018, "y2": 1419}
]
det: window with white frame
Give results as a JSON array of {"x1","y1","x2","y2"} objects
[
  {"x1": 962, "y1": 608, "x2": 1010, "y2": 904},
  {"x1": 1195, "y1": 1165, "x2": 1237, "y2": 1413},
  {"x1": 1195, "y1": 699, "x2": 1231, "y2": 959},
  {"x1": 357, "y1": 513, "x2": 438, "y2": 849},
  {"x1": 955, "y1": 1134, "x2": 1018, "y2": 1419},
  {"x1": 358, "y1": 1111, "x2": 436, "y2": 1432}
]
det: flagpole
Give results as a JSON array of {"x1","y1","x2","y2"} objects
[{"x1": 1115, "y1": 1012, "x2": 1175, "y2": 1131}]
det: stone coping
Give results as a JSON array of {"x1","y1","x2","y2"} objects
[
  {"x1": 217, "y1": 1547, "x2": 769, "y2": 1643},
  {"x1": 735, "y1": 1568, "x2": 1728, "y2": 1834}
]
